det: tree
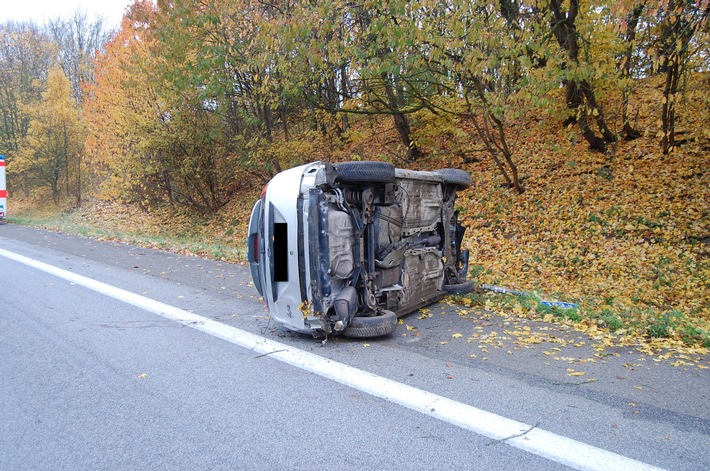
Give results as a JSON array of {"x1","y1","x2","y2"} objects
[
  {"x1": 0, "y1": 22, "x2": 54, "y2": 160},
  {"x1": 335, "y1": 2, "x2": 424, "y2": 161},
  {"x1": 46, "y1": 10, "x2": 113, "y2": 105},
  {"x1": 651, "y1": 0, "x2": 710, "y2": 153},
  {"x1": 617, "y1": 2, "x2": 645, "y2": 140},
  {"x1": 333, "y1": 1, "x2": 527, "y2": 190},
  {"x1": 543, "y1": 0, "x2": 617, "y2": 152},
  {"x1": 84, "y1": 0, "x2": 171, "y2": 206},
  {"x1": 15, "y1": 68, "x2": 83, "y2": 204},
  {"x1": 412, "y1": 0, "x2": 529, "y2": 192},
  {"x1": 151, "y1": 0, "x2": 285, "y2": 202},
  {"x1": 271, "y1": 1, "x2": 427, "y2": 161},
  {"x1": 86, "y1": 0, "x2": 248, "y2": 214}
]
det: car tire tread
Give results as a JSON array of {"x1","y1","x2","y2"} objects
[
  {"x1": 343, "y1": 310, "x2": 398, "y2": 338},
  {"x1": 435, "y1": 168, "x2": 471, "y2": 190},
  {"x1": 334, "y1": 161, "x2": 396, "y2": 184}
]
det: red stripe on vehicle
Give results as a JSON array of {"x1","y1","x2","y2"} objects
[{"x1": 0, "y1": 190, "x2": 7, "y2": 197}]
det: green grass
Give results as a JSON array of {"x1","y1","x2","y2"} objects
[
  {"x1": 453, "y1": 286, "x2": 709, "y2": 351},
  {"x1": 8, "y1": 214, "x2": 245, "y2": 262}
]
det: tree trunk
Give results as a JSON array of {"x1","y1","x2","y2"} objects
[
  {"x1": 565, "y1": 81, "x2": 606, "y2": 152},
  {"x1": 392, "y1": 113, "x2": 420, "y2": 161},
  {"x1": 661, "y1": 58, "x2": 680, "y2": 154},
  {"x1": 492, "y1": 116, "x2": 524, "y2": 194},
  {"x1": 620, "y1": 4, "x2": 644, "y2": 140},
  {"x1": 467, "y1": 81, "x2": 524, "y2": 194},
  {"x1": 382, "y1": 72, "x2": 421, "y2": 161},
  {"x1": 656, "y1": 1, "x2": 709, "y2": 154},
  {"x1": 548, "y1": 0, "x2": 616, "y2": 151},
  {"x1": 579, "y1": 80, "x2": 616, "y2": 142},
  {"x1": 76, "y1": 152, "x2": 81, "y2": 207}
]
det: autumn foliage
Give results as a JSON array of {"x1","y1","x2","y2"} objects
[
  {"x1": 456, "y1": 74, "x2": 709, "y2": 347},
  {"x1": 1, "y1": 1, "x2": 709, "y2": 348}
]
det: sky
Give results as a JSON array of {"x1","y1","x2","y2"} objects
[{"x1": 1, "y1": 0, "x2": 133, "y2": 28}]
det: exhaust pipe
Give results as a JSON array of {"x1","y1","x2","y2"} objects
[{"x1": 333, "y1": 286, "x2": 358, "y2": 331}]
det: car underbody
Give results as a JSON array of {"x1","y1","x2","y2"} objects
[{"x1": 248, "y1": 161, "x2": 472, "y2": 338}]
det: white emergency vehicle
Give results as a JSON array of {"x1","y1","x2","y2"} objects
[{"x1": 0, "y1": 155, "x2": 6, "y2": 220}]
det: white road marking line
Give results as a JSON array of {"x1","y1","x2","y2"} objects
[{"x1": 0, "y1": 247, "x2": 665, "y2": 471}]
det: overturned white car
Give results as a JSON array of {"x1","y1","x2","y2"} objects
[{"x1": 247, "y1": 161, "x2": 472, "y2": 338}]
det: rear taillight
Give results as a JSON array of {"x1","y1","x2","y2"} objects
[{"x1": 260, "y1": 183, "x2": 268, "y2": 199}]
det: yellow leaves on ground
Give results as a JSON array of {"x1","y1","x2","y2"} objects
[
  {"x1": 448, "y1": 291, "x2": 708, "y2": 367},
  {"x1": 453, "y1": 76, "x2": 709, "y2": 350}
]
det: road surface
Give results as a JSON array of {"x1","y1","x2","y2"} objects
[{"x1": 1, "y1": 224, "x2": 708, "y2": 470}]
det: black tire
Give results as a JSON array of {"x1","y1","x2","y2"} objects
[
  {"x1": 443, "y1": 280, "x2": 474, "y2": 294},
  {"x1": 343, "y1": 310, "x2": 398, "y2": 338},
  {"x1": 334, "y1": 161, "x2": 396, "y2": 184},
  {"x1": 435, "y1": 168, "x2": 471, "y2": 191}
]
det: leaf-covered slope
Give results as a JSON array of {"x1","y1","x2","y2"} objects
[{"x1": 452, "y1": 74, "x2": 709, "y2": 342}]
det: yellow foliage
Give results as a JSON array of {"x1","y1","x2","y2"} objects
[{"x1": 454, "y1": 75, "x2": 709, "y2": 338}]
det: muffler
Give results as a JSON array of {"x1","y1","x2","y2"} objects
[{"x1": 333, "y1": 286, "x2": 358, "y2": 331}]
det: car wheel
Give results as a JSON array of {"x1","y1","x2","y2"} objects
[
  {"x1": 334, "y1": 161, "x2": 396, "y2": 184},
  {"x1": 343, "y1": 310, "x2": 398, "y2": 338},
  {"x1": 443, "y1": 280, "x2": 474, "y2": 294},
  {"x1": 435, "y1": 168, "x2": 471, "y2": 191}
]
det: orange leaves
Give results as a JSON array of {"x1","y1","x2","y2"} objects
[
  {"x1": 454, "y1": 76, "x2": 709, "y2": 351},
  {"x1": 460, "y1": 82, "x2": 709, "y2": 336}
]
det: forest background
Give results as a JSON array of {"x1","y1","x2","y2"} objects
[{"x1": 1, "y1": 0, "x2": 708, "y2": 354}]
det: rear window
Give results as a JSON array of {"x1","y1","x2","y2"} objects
[{"x1": 273, "y1": 223, "x2": 288, "y2": 282}]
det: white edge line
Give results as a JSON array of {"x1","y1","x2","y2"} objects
[{"x1": 0, "y1": 247, "x2": 666, "y2": 471}]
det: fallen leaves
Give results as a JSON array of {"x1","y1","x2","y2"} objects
[{"x1": 456, "y1": 84, "x2": 709, "y2": 350}]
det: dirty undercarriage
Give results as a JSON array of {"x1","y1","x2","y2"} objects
[{"x1": 248, "y1": 161, "x2": 472, "y2": 338}]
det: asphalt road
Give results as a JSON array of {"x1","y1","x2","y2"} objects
[{"x1": 1, "y1": 223, "x2": 708, "y2": 470}]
